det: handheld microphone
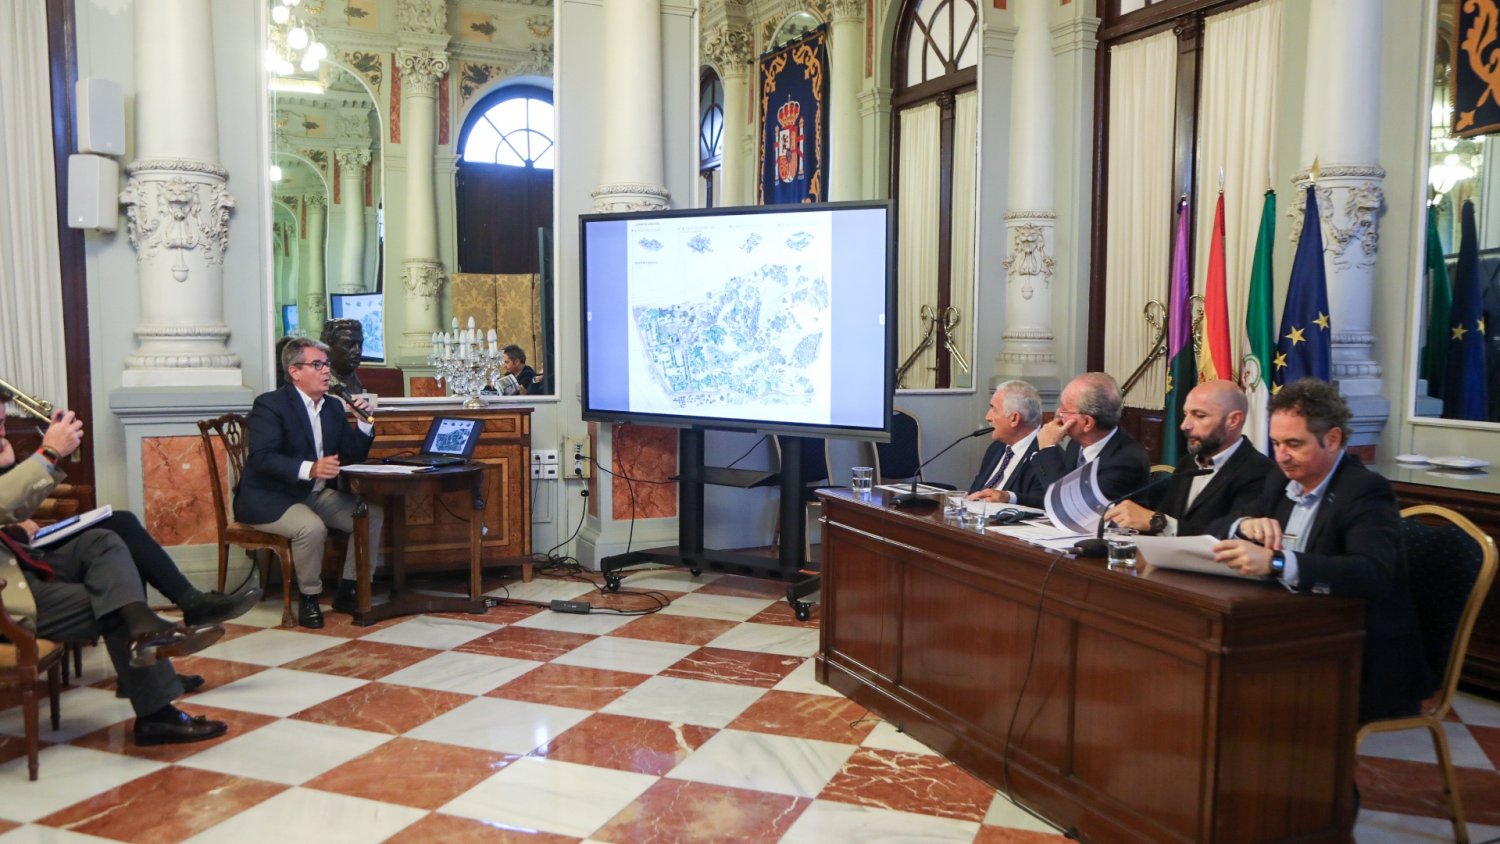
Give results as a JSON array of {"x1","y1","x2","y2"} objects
[
  {"x1": 330, "y1": 384, "x2": 375, "y2": 425},
  {"x1": 892, "y1": 426, "x2": 991, "y2": 508},
  {"x1": 1071, "y1": 467, "x2": 1213, "y2": 557}
]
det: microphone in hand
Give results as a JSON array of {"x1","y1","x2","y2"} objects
[
  {"x1": 893, "y1": 426, "x2": 991, "y2": 508},
  {"x1": 330, "y1": 384, "x2": 375, "y2": 425},
  {"x1": 1071, "y1": 467, "x2": 1213, "y2": 557}
]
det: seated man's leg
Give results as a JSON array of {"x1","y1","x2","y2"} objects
[
  {"x1": 92, "y1": 510, "x2": 262, "y2": 625},
  {"x1": 249, "y1": 502, "x2": 329, "y2": 597},
  {"x1": 307, "y1": 489, "x2": 382, "y2": 612}
]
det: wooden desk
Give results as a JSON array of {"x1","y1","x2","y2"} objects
[
  {"x1": 345, "y1": 463, "x2": 489, "y2": 625},
  {"x1": 817, "y1": 490, "x2": 1364, "y2": 844}
]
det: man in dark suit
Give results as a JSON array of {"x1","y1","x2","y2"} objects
[
  {"x1": 966, "y1": 380, "x2": 1046, "y2": 508},
  {"x1": 1031, "y1": 372, "x2": 1150, "y2": 501},
  {"x1": 235, "y1": 337, "x2": 381, "y2": 628},
  {"x1": 1213, "y1": 379, "x2": 1434, "y2": 723},
  {"x1": 1104, "y1": 379, "x2": 1274, "y2": 535}
]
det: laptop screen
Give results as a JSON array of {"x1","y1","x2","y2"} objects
[{"x1": 424, "y1": 417, "x2": 483, "y2": 457}]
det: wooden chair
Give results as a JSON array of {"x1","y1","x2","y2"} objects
[
  {"x1": 1356, "y1": 505, "x2": 1498, "y2": 843},
  {"x1": 0, "y1": 579, "x2": 64, "y2": 781},
  {"x1": 197, "y1": 413, "x2": 298, "y2": 628},
  {"x1": 1149, "y1": 463, "x2": 1176, "y2": 478}
]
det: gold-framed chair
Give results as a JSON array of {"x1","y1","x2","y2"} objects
[
  {"x1": 1355, "y1": 505, "x2": 1498, "y2": 844},
  {"x1": 197, "y1": 413, "x2": 298, "y2": 628},
  {"x1": 0, "y1": 579, "x2": 64, "y2": 781},
  {"x1": 1150, "y1": 463, "x2": 1176, "y2": 478}
]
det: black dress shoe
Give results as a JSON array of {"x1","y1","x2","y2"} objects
[
  {"x1": 133, "y1": 706, "x2": 228, "y2": 746},
  {"x1": 117, "y1": 673, "x2": 205, "y2": 698},
  {"x1": 330, "y1": 579, "x2": 359, "y2": 615},
  {"x1": 299, "y1": 594, "x2": 325, "y2": 628},
  {"x1": 181, "y1": 581, "x2": 264, "y2": 626},
  {"x1": 129, "y1": 624, "x2": 225, "y2": 668}
]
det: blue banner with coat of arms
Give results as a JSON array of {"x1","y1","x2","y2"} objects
[
  {"x1": 1454, "y1": 0, "x2": 1500, "y2": 137},
  {"x1": 758, "y1": 26, "x2": 829, "y2": 205}
]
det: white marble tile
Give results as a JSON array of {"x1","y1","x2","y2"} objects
[
  {"x1": 551, "y1": 636, "x2": 698, "y2": 675},
  {"x1": 778, "y1": 800, "x2": 981, "y2": 844},
  {"x1": 185, "y1": 668, "x2": 367, "y2": 717},
  {"x1": 601, "y1": 676, "x2": 766, "y2": 729},
  {"x1": 1357, "y1": 721, "x2": 1494, "y2": 769},
  {"x1": 984, "y1": 791, "x2": 1065, "y2": 833},
  {"x1": 486, "y1": 578, "x2": 597, "y2": 603},
  {"x1": 216, "y1": 599, "x2": 293, "y2": 630},
  {"x1": 509, "y1": 608, "x2": 637, "y2": 635},
  {"x1": 656, "y1": 592, "x2": 776, "y2": 622},
  {"x1": 182, "y1": 786, "x2": 425, "y2": 843},
  {"x1": 0, "y1": 687, "x2": 135, "y2": 744},
  {"x1": 177, "y1": 718, "x2": 390, "y2": 785},
  {"x1": 358, "y1": 615, "x2": 502, "y2": 649},
  {"x1": 612, "y1": 569, "x2": 718, "y2": 593},
  {"x1": 706, "y1": 621, "x2": 820, "y2": 657},
  {"x1": 772, "y1": 658, "x2": 843, "y2": 697},
  {"x1": 195, "y1": 628, "x2": 343, "y2": 667},
  {"x1": 664, "y1": 728, "x2": 855, "y2": 797},
  {"x1": 0, "y1": 745, "x2": 164, "y2": 822},
  {"x1": 405, "y1": 696, "x2": 591, "y2": 754},
  {"x1": 379, "y1": 650, "x2": 542, "y2": 695},
  {"x1": 1451, "y1": 691, "x2": 1500, "y2": 729},
  {"x1": 0, "y1": 826, "x2": 122, "y2": 843},
  {"x1": 441, "y1": 756, "x2": 657, "y2": 838},
  {"x1": 1353, "y1": 809, "x2": 1500, "y2": 844},
  {"x1": 861, "y1": 721, "x2": 939, "y2": 756}
]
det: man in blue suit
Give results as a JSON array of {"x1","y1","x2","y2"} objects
[
  {"x1": 235, "y1": 338, "x2": 381, "y2": 628},
  {"x1": 967, "y1": 380, "x2": 1046, "y2": 508},
  {"x1": 1031, "y1": 372, "x2": 1151, "y2": 502}
]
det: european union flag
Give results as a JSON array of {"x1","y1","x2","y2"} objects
[
  {"x1": 1442, "y1": 199, "x2": 1489, "y2": 420},
  {"x1": 1272, "y1": 186, "x2": 1331, "y2": 392}
]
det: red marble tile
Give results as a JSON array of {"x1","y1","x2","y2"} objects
[
  {"x1": 433, "y1": 601, "x2": 542, "y2": 624},
  {"x1": 36, "y1": 766, "x2": 285, "y2": 842},
  {"x1": 456, "y1": 626, "x2": 596, "y2": 661},
  {"x1": 302, "y1": 605, "x2": 411, "y2": 639},
  {"x1": 71, "y1": 705, "x2": 276, "y2": 763},
  {"x1": 167, "y1": 655, "x2": 270, "y2": 693},
  {"x1": 306, "y1": 737, "x2": 516, "y2": 810},
  {"x1": 383, "y1": 812, "x2": 581, "y2": 843},
  {"x1": 727, "y1": 690, "x2": 878, "y2": 744},
  {"x1": 1358, "y1": 755, "x2": 1500, "y2": 825},
  {"x1": 532, "y1": 713, "x2": 716, "y2": 776},
  {"x1": 591, "y1": 778, "x2": 810, "y2": 844},
  {"x1": 0, "y1": 820, "x2": 16, "y2": 836},
  {"x1": 611, "y1": 424, "x2": 677, "y2": 520},
  {"x1": 696, "y1": 576, "x2": 789, "y2": 599},
  {"x1": 661, "y1": 647, "x2": 803, "y2": 688},
  {"x1": 1470, "y1": 723, "x2": 1500, "y2": 770},
  {"x1": 408, "y1": 376, "x2": 443, "y2": 397},
  {"x1": 488, "y1": 663, "x2": 648, "y2": 710},
  {"x1": 819, "y1": 747, "x2": 998, "y2": 823},
  {"x1": 142, "y1": 435, "x2": 223, "y2": 547},
  {"x1": 210, "y1": 622, "x2": 266, "y2": 643},
  {"x1": 591, "y1": 588, "x2": 686, "y2": 613},
  {"x1": 609, "y1": 615, "x2": 738, "y2": 646},
  {"x1": 294, "y1": 681, "x2": 473, "y2": 734},
  {"x1": 747, "y1": 597, "x2": 821, "y2": 628},
  {"x1": 973, "y1": 826, "x2": 1072, "y2": 843},
  {"x1": 281, "y1": 640, "x2": 439, "y2": 679}
]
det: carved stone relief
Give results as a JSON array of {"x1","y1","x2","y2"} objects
[{"x1": 120, "y1": 162, "x2": 237, "y2": 282}]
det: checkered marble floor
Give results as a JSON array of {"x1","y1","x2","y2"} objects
[{"x1": 1, "y1": 568, "x2": 1497, "y2": 843}]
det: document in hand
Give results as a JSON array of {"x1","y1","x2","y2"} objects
[
  {"x1": 1042, "y1": 461, "x2": 1108, "y2": 534},
  {"x1": 1131, "y1": 534, "x2": 1264, "y2": 580},
  {"x1": 31, "y1": 505, "x2": 115, "y2": 548}
]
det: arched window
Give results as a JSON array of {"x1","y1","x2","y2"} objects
[
  {"x1": 700, "y1": 69, "x2": 724, "y2": 207},
  {"x1": 892, "y1": 0, "x2": 979, "y2": 389},
  {"x1": 455, "y1": 85, "x2": 555, "y2": 276},
  {"x1": 460, "y1": 87, "x2": 555, "y2": 169}
]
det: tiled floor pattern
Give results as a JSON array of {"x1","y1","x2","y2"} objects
[{"x1": 0, "y1": 568, "x2": 1497, "y2": 843}]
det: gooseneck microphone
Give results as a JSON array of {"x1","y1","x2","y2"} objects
[
  {"x1": 892, "y1": 426, "x2": 992, "y2": 508},
  {"x1": 330, "y1": 384, "x2": 375, "y2": 425},
  {"x1": 1071, "y1": 467, "x2": 1213, "y2": 557}
]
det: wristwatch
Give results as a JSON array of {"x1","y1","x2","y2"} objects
[
  {"x1": 1148, "y1": 511, "x2": 1167, "y2": 535},
  {"x1": 1269, "y1": 550, "x2": 1286, "y2": 579}
]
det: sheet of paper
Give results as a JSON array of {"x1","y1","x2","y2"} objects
[
  {"x1": 341, "y1": 464, "x2": 435, "y2": 475},
  {"x1": 31, "y1": 504, "x2": 115, "y2": 548},
  {"x1": 875, "y1": 483, "x2": 948, "y2": 494},
  {"x1": 1132, "y1": 534, "x2": 1264, "y2": 580},
  {"x1": 964, "y1": 500, "x2": 1045, "y2": 517},
  {"x1": 1043, "y1": 460, "x2": 1109, "y2": 534}
]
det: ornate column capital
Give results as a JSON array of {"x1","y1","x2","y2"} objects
[
  {"x1": 830, "y1": 0, "x2": 865, "y2": 23},
  {"x1": 1289, "y1": 165, "x2": 1386, "y2": 268},
  {"x1": 395, "y1": 0, "x2": 447, "y2": 36},
  {"x1": 402, "y1": 258, "x2": 446, "y2": 309},
  {"x1": 335, "y1": 148, "x2": 372, "y2": 170},
  {"x1": 1052, "y1": 16, "x2": 1102, "y2": 54},
  {"x1": 983, "y1": 24, "x2": 1020, "y2": 60},
  {"x1": 396, "y1": 47, "x2": 451, "y2": 98},
  {"x1": 703, "y1": 24, "x2": 753, "y2": 78},
  {"x1": 590, "y1": 183, "x2": 671, "y2": 213},
  {"x1": 304, "y1": 192, "x2": 328, "y2": 211},
  {"x1": 336, "y1": 109, "x2": 373, "y2": 148},
  {"x1": 120, "y1": 159, "x2": 237, "y2": 277}
]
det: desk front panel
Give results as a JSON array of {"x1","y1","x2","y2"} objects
[{"x1": 817, "y1": 492, "x2": 1362, "y2": 844}]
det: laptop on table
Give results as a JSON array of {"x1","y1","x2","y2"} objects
[{"x1": 385, "y1": 417, "x2": 485, "y2": 467}]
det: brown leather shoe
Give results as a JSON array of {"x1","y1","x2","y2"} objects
[
  {"x1": 133, "y1": 708, "x2": 228, "y2": 746},
  {"x1": 129, "y1": 624, "x2": 225, "y2": 668}
]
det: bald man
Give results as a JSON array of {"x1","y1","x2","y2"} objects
[{"x1": 1103, "y1": 379, "x2": 1274, "y2": 536}]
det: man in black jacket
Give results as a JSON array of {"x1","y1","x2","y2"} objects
[
  {"x1": 235, "y1": 338, "x2": 380, "y2": 628},
  {"x1": 1031, "y1": 372, "x2": 1150, "y2": 502},
  {"x1": 1212, "y1": 379, "x2": 1434, "y2": 723},
  {"x1": 1104, "y1": 379, "x2": 1273, "y2": 535},
  {"x1": 967, "y1": 380, "x2": 1046, "y2": 508}
]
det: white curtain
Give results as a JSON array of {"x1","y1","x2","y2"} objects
[
  {"x1": 0, "y1": 3, "x2": 68, "y2": 410},
  {"x1": 1194, "y1": 0, "x2": 1283, "y2": 368},
  {"x1": 948, "y1": 90, "x2": 978, "y2": 389},
  {"x1": 1103, "y1": 32, "x2": 1178, "y2": 408},
  {"x1": 896, "y1": 102, "x2": 941, "y2": 389}
]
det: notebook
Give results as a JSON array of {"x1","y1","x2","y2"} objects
[{"x1": 385, "y1": 417, "x2": 485, "y2": 467}]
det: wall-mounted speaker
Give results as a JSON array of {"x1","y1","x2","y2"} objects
[
  {"x1": 67, "y1": 154, "x2": 120, "y2": 231},
  {"x1": 76, "y1": 77, "x2": 124, "y2": 156}
]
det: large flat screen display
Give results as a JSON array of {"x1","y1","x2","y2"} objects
[{"x1": 580, "y1": 201, "x2": 893, "y2": 440}]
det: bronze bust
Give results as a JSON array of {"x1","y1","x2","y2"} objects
[{"x1": 321, "y1": 318, "x2": 365, "y2": 395}]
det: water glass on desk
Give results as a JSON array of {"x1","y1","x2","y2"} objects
[
  {"x1": 850, "y1": 466, "x2": 874, "y2": 498},
  {"x1": 944, "y1": 492, "x2": 968, "y2": 516},
  {"x1": 1106, "y1": 529, "x2": 1139, "y2": 570}
]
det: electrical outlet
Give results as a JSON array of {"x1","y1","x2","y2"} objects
[
  {"x1": 564, "y1": 437, "x2": 592, "y2": 479},
  {"x1": 530, "y1": 464, "x2": 543, "y2": 479},
  {"x1": 542, "y1": 464, "x2": 559, "y2": 479},
  {"x1": 537, "y1": 449, "x2": 559, "y2": 466}
]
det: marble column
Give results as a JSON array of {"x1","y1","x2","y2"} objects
[
  {"x1": 828, "y1": 0, "x2": 865, "y2": 202},
  {"x1": 997, "y1": 0, "x2": 1058, "y2": 383},
  {"x1": 301, "y1": 194, "x2": 329, "y2": 334},
  {"x1": 592, "y1": 0, "x2": 670, "y2": 211},
  {"x1": 703, "y1": 22, "x2": 752, "y2": 207},
  {"x1": 396, "y1": 46, "x2": 450, "y2": 360},
  {"x1": 858, "y1": 86, "x2": 892, "y2": 200},
  {"x1": 118, "y1": 0, "x2": 238, "y2": 386},
  {"x1": 334, "y1": 148, "x2": 371, "y2": 294},
  {"x1": 1295, "y1": 0, "x2": 1387, "y2": 444}
]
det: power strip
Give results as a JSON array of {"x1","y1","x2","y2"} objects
[{"x1": 549, "y1": 599, "x2": 592, "y2": 614}]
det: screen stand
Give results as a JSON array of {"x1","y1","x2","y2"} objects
[{"x1": 600, "y1": 428, "x2": 817, "y2": 618}]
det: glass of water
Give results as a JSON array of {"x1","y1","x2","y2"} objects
[
  {"x1": 850, "y1": 466, "x2": 874, "y2": 498},
  {"x1": 1106, "y1": 529, "x2": 1139, "y2": 570},
  {"x1": 945, "y1": 492, "x2": 968, "y2": 516}
]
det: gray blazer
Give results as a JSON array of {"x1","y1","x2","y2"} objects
[{"x1": 0, "y1": 456, "x2": 65, "y2": 623}]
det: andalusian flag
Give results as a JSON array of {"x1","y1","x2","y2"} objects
[
  {"x1": 1421, "y1": 205, "x2": 1452, "y2": 398},
  {"x1": 1199, "y1": 192, "x2": 1233, "y2": 383},
  {"x1": 1273, "y1": 186, "x2": 1332, "y2": 391},
  {"x1": 1162, "y1": 198, "x2": 1196, "y2": 464},
  {"x1": 1442, "y1": 199, "x2": 1489, "y2": 420},
  {"x1": 1242, "y1": 190, "x2": 1275, "y2": 452}
]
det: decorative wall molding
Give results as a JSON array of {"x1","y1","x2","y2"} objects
[
  {"x1": 983, "y1": 24, "x2": 1020, "y2": 60},
  {"x1": 1003, "y1": 209, "x2": 1056, "y2": 220},
  {"x1": 1002, "y1": 221, "x2": 1056, "y2": 300},
  {"x1": 396, "y1": 47, "x2": 451, "y2": 97},
  {"x1": 1051, "y1": 17, "x2": 1102, "y2": 54},
  {"x1": 402, "y1": 258, "x2": 446, "y2": 306},
  {"x1": 591, "y1": 183, "x2": 671, "y2": 213},
  {"x1": 120, "y1": 170, "x2": 236, "y2": 279},
  {"x1": 1288, "y1": 170, "x2": 1385, "y2": 265},
  {"x1": 334, "y1": 148, "x2": 372, "y2": 170},
  {"x1": 396, "y1": 0, "x2": 446, "y2": 35},
  {"x1": 124, "y1": 158, "x2": 228, "y2": 179},
  {"x1": 703, "y1": 24, "x2": 754, "y2": 76},
  {"x1": 829, "y1": 0, "x2": 864, "y2": 22}
]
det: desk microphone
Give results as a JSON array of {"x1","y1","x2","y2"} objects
[
  {"x1": 1071, "y1": 467, "x2": 1212, "y2": 557},
  {"x1": 330, "y1": 384, "x2": 375, "y2": 425},
  {"x1": 893, "y1": 426, "x2": 991, "y2": 507}
]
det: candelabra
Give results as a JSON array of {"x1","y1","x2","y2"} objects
[{"x1": 428, "y1": 317, "x2": 505, "y2": 408}]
